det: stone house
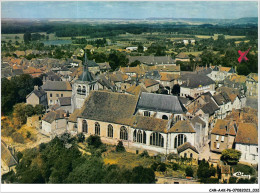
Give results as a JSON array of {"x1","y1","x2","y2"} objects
[
  {"x1": 208, "y1": 66, "x2": 236, "y2": 82},
  {"x1": 1, "y1": 141, "x2": 18, "y2": 173},
  {"x1": 139, "y1": 78, "x2": 159, "y2": 93},
  {"x1": 42, "y1": 81, "x2": 72, "y2": 106},
  {"x1": 175, "y1": 53, "x2": 190, "y2": 62},
  {"x1": 97, "y1": 62, "x2": 111, "y2": 73},
  {"x1": 179, "y1": 74, "x2": 215, "y2": 99},
  {"x1": 42, "y1": 110, "x2": 67, "y2": 134},
  {"x1": 246, "y1": 73, "x2": 258, "y2": 97},
  {"x1": 26, "y1": 86, "x2": 48, "y2": 107},
  {"x1": 210, "y1": 119, "x2": 237, "y2": 153},
  {"x1": 234, "y1": 123, "x2": 258, "y2": 164},
  {"x1": 57, "y1": 97, "x2": 72, "y2": 114},
  {"x1": 213, "y1": 92, "x2": 232, "y2": 119},
  {"x1": 191, "y1": 116, "x2": 208, "y2": 151},
  {"x1": 177, "y1": 142, "x2": 199, "y2": 160}
]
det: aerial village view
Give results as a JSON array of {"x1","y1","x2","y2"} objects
[{"x1": 1, "y1": 1, "x2": 259, "y2": 189}]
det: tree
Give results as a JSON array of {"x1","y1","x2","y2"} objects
[
  {"x1": 197, "y1": 159, "x2": 216, "y2": 181},
  {"x1": 86, "y1": 135, "x2": 102, "y2": 148},
  {"x1": 13, "y1": 103, "x2": 27, "y2": 125},
  {"x1": 23, "y1": 32, "x2": 31, "y2": 44},
  {"x1": 77, "y1": 133, "x2": 85, "y2": 143},
  {"x1": 137, "y1": 45, "x2": 144, "y2": 53},
  {"x1": 185, "y1": 166, "x2": 194, "y2": 177},
  {"x1": 130, "y1": 166, "x2": 156, "y2": 183},
  {"x1": 25, "y1": 104, "x2": 35, "y2": 117},
  {"x1": 116, "y1": 141, "x2": 125, "y2": 152},
  {"x1": 130, "y1": 60, "x2": 141, "y2": 67},
  {"x1": 34, "y1": 104, "x2": 44, "y2": 115},
  {"x1": 221, "y1": 149, "x2": 241, "y2": 165}
]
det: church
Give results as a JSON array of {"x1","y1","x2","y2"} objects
[{"x1": 68, "y1": 90, "x2": 202, "y2": 155}]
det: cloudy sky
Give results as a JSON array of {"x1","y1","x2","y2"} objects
[{"x1": 1, "y1": 1, "x2": 258, "y2": 19}]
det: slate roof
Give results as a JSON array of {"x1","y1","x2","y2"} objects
[
  {"x1": 58, "y1": 97, "x2": 71, "y2": 106},
  {"x1": 12, "y1": 69, "x2": 24, "y2": 76},
  {"x1": 177, "y1": 142, "x2": 199, "y2": 154},
  {"x1": 42, "y1": 110, "x2": 66, "y2": 123},
  {"x1": 168, "y1": 120, "x2": 195, "y2": 133},
  {"x1": 211, "y1": 119, "x2": 236, "y2": 136},
  {"x1": 213, "y1": 92, "x2": 231, "y2": 105},
  {"x1": 42, "y1": 81, "x2": 72, "y2": 91},
  {"x1": 28, "y1": 89, "x2": 46, "y2": 98},
  {"x1": 235, "y1": 123, "x2": 258, "y2": 145},
  {"x1": 191, "y1": 116, "x2": 206, "y2": 128},
  {"x1": 45, "y1": 71, "x2": 62, "y2": 81},
  {"x1": 155, "y1": 65, "x2": 180, "y2": 72},
  {"x1": 80, "y1": 91, "x2": 139, "y2": 125},
  {"x1": 1, "y1": 142, "x2": 18, "y2": 167},
  {"x1": 200, "y1": 99, "x2": 220, "y2": 116},
  {"x1": 78, "y1": 66, "x2": 95, "y2": 82},
  {"x1": 137, "y1": 92, "x2": 187, "y2": 113},
  {"x1": 97, "y1": 74, "x2": 115, "y2": 90},
  {"x1": 180, "y1": 74, "x2": 215, "y2": 88},
  {"x1": 108, "y1": 72, "x2": 129, "y2": 82},
  {"x1": 178, "y1": 97, "x2": 190, "y2": 106},
  {"x1": 145, "y1": 70, "x2": 161, "y2": 80}
]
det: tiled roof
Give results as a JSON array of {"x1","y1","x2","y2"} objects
[
  {"x1": 155, "y1": 65, "x2": 180, "y2": 72},
  {"x1": 108, "y1": 72, "x2": 129, "y2": 82},
  {"x1": 132, "y1": 115, "x2": 168, "y2": 133},
  {"x1": 219, "y1": 67, "x2": 231, "y2": 72},
  {"x1": 42, "y1": 81, "x2": 72, "y2": 91},
  {"x1": 68, "y1": 109, "x2": 82, "y2": 123},
  {"x1": 191, "y1": 116, "x2": 206, "y2": 128},
  {"x1": 211, "y1": 119, "x2": 236, "y2": 136},
  {"x1": 176, "y1": 52, "x2": 189, "y2": 59},
  {"x1": 168, "y1": 120, "x2": 195, "y2": 133},
  {"x1": 140, "y1": 78, "x2": 159, "y2": 88},
  {"x1": 97, "y1": 62, "x2": 111, "y2": 70},
  {"x1": 42, "y1": 110, "x2": 66, "y2": 123},
  {"x1": 221, "y1": 165, "x2": 231, "y2": 174},
  {"x1": 1, "y1": 142, "x2": 18, "y2": 167},
  {"x1": 235, "y1": 123, "x2": 258, "y2": 145},
  {"x1": 29, "y1": 89, "x2": 46, "y2": 98},
  {"x1": 127, "y1": 55, "x2": 175, "y2": 65},
  {"x1": 126, "y1": 84, "x2": 148, "y2": 96},
  {"x1": 80, "y1": 91, "x2": 138, "y2": 126},
  {"x1": 177, "y1": 142, "x2": 199, "y2": 154},
  {"x1": 160, "y1": 72, "x2": 179, "y2": 81},
  {"x1": 58, "y1": 97, "x2": 71, "y2": 106},
  {"x1": 137, "y1": 92, "x2": 187, "y2": 114}
]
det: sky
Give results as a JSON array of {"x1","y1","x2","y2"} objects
[{"x1": 1, "y1": 1, "x2": 258, "y2": 19}]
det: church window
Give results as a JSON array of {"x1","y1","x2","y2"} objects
[
  {"x1": 61, "y1": 94, "x2": 63, "y2": 97},
  {"x1": 133, "y1": 130, "x2": 136, "y2": 142},
  {"x1": 120, "y1": 126, "x2": 128, "y2": 140},
  {"x1": 50, "y1": 93, "x2": 52, "y2": 97},
  {"x1": 162, "y1": 115, "x2": 168, "y2": 120},
  {"x1": 107, "y1": 124, "x2": 113, "y2": 138},
  {"x1": 77, "y1": 85, "x2": 81, "y2": 94},
  {"x1": 190, "y1": 153, "x2": 193, "y2": 158},
  {"x1": 175, "y1": 115, "x2": 181, "y2": 122},
  {"x1": 150, "y1": 132, "x2": 164, "y2": 147},
  {"x1": 143, "y1": 131, "x2": 146, "y2": 144},
  {"x1": 82, "y1": 120, "x2": 88, "y2": 133},
  {"x1": 174, "y1": 134, "x2": 187, "y2": 148},
  {"x1": 184, "y1": 153, "x2": 187, "y2": 158},
  {"x1": 82, "y1": 86, "x2": 86, "y2": 94},
  {"x1": 56, "y1": 94, "x2": 59, "y2": 97},
  {"x1": 95, "y1": 122, "x2": 100, "y2": 136}
]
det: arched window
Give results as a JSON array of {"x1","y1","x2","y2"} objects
[
  {"x1": 143, "y1": 131, "x2": 146, "y2": 144},
  {"x1": 174, "y1": 134, "x2": 187, "y2": 148},
  {"x1": 184, "y1": 153, "x2": 187, "y2": 158},
  {"x1": 162, "y1": 115, "x2": 168, "y2": 120},
  {"x1": 77, "y1": 85, "x2": 81, "y2": 94},
  {"x1": 133, "y1": 130, "x2": 137, "y2": 142},
  {"x1": 82, "y1": 86, "x2": 86, "y2": 95},
  {"x1": 137, "y1": 130, "x2": 143, "y2": 143},
  {"x1": 107, "y1": 124, "x2": 113, "y2": 138},
  {"x1": 95, "y1": 122, "x2": 100, "y2": 136},
  {"x1": 190, "y1": 153, "x2": 193, "y2": 158},
  {"x1": 150, "y1": 132, "x2": 164, "y2": 147},
  {"x1": 82, "y1": 120, "x2": 88, "y2": 133},
  {"x1": 120, "y1": 126, "x2": 128, "y2": 140}
]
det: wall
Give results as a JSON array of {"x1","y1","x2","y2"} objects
[
  {"x1": 26, "y1": 93, "x2": 40, "y2": 107},
  {"x1": 46, "y1": 90, "x2": 72, "y2": 106},
  {"x1": 179, "y1": 149, "x2": 199, "y2": 160},
  {"x1": 210, "y1": 134, "x2": 235, "y2": 153},
  {"x1": 42, "y1": 120, "x2": 52, "y2": 133},
  {"x1": 235, "y1": 143, "x2": 258, "y2": 164}
]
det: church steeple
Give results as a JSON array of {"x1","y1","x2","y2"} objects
[{"x1": 78, "y1": 51, "x2": 93, "y2": 82}]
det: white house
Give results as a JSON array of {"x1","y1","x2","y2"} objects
[{"x1": 235, "y1": 123, "x2": 258, "y2": 165}]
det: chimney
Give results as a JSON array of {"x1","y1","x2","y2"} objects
[{"x1": 34, "y1": 85, "x2": 39, "y2": 90}]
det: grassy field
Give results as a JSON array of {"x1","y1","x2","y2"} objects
[{"x1": 196, "y1": 34, "x2": 246, "y2": 40}]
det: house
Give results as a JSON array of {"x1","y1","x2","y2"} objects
[
  {"x1": 127, "y1": 55, "x2": 175, "y2": 66},
  {"x1": 139, "y1": 78, "x2": 159, "y2": 93},
  {"x1": 208, "y1": 66, "x2": 236, "y2": 82},
  {"x1": 42, "y1": 71, "x2": 62, "y2": 82},
  {"x1": 221, "y1": 165, "x2": 232, "y2": 183},
  {"x1": 213, "y1": 92, "x2": 232, "y2": 119},
  {"x1": 234, "y1": 123, "x2": 258, "y2": 164},
  {"x1": 210, "y1": 119, "x2": 237, "y2": 153},
  {"x1": 191, "y1": 116, "x2": 208, "y2": 151},
  {"x1": 179, "y1": 74, "x2": 215, "y2": 98},
  {"x1": 88, "y1": 60, "x2": 100, "y2": 75},
  {"x1": 26, "y1": 86, "x2": 48, "y2": 107},
  {"x1": 159, "y1": 72, "x2": 179, "y2": 94},
  {"x1": 246, "y1": 73, "x2": 258, "y2": 97},
  {"x1": 125, "y1": 84, "x2": 148, "y2": 96},
  {"x1": 57, "y1": 97, "x2": 72, "y2": 114},
  {"x1": 97, "y1": 62, "x2": 111, "y2": 72},
  {"x1": 97, "y1": 74, "x2": 115, "y2": 91},
  {"x1": 155, "y1": 65, "x2": 181, "y2": 75},
  {"x1": 23, "y1": 67, "x2": 43, "y2": 77},
  {"x1": 1, "y1": 141, "x2": 18, "y2": 173},
  {"x1": 42, "y1": 110, "x2": 67, "y2": 134},
  {"x1": 175, "y1": 53, "x2": 190, "y2": 62},
  {"x1": 223, "y1": 74, "x2": 247, "y2": 93},
  {"x1": 107, "y1": 72, "x2": 129, "y2": 92},
  {"x1": 177, "y1": 142, "x2": 199, "y2": 159},
  {"x1": 42, "y1": 81, "x2": 72, "y2": 106},
  {"x1": 75, "y1": 90, "x2": 196, "y2": 154}
]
